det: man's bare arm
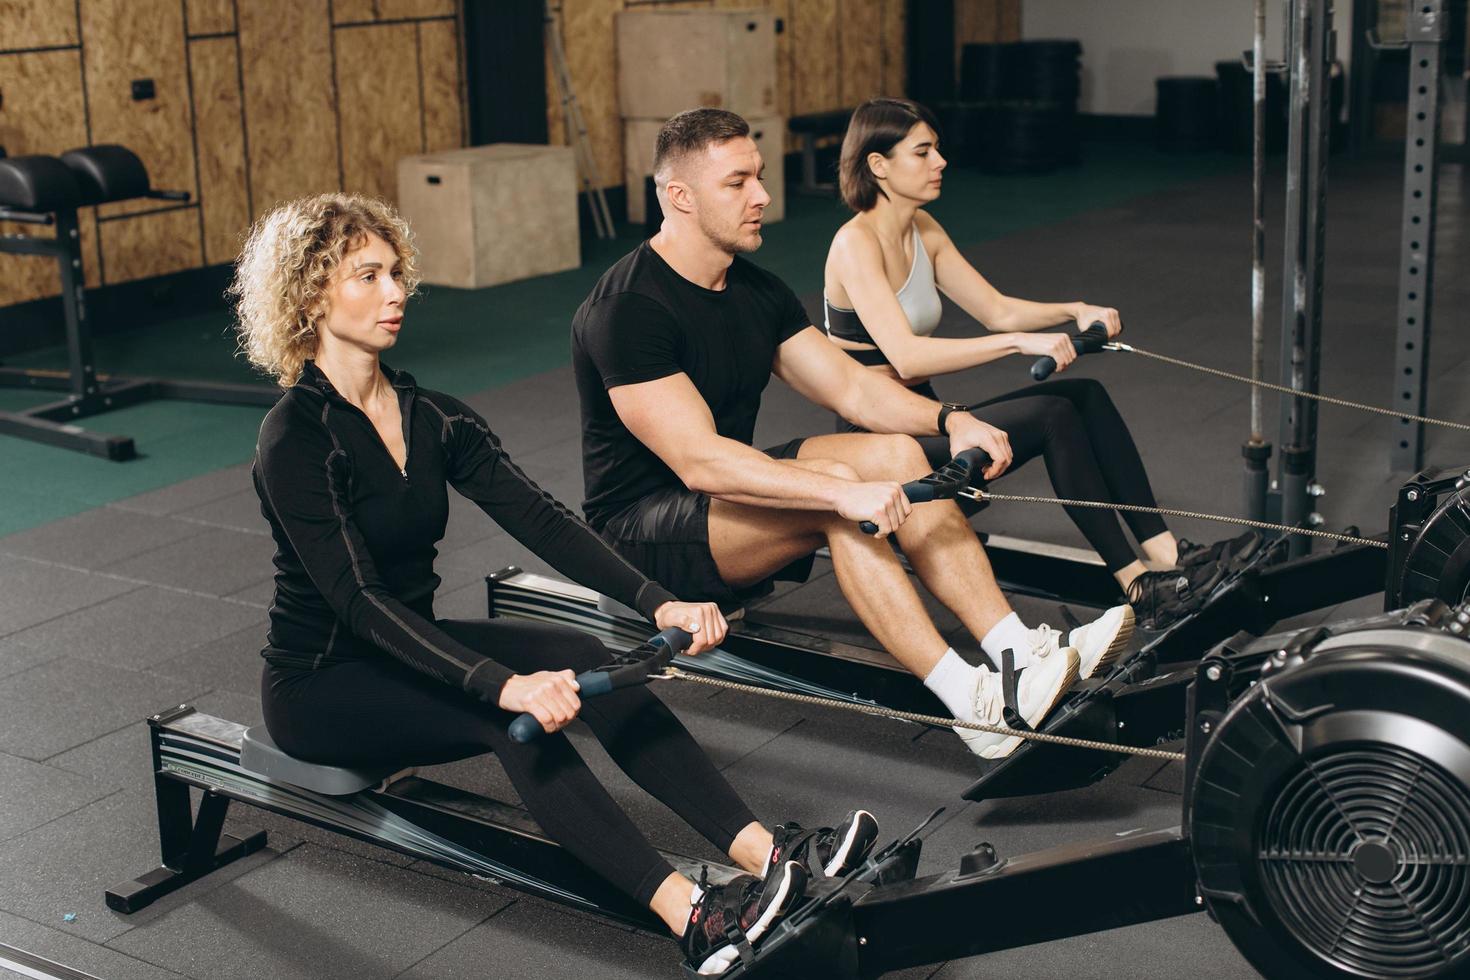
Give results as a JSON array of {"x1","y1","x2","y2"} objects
[{"x1": 607, "y1": 373, "x2": 908, "y2": 529}]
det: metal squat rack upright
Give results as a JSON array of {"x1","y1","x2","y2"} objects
[{"x1": 1248, "y1": 0, "x2": 1451, "y2": 543}]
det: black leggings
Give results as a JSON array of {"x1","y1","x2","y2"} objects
[
  {"x1": 261, "y1": 618, "x2": 757, "y2": 908},
  {"x1": 839, "y1": 378, "x2": 1167, "y2": 572}
]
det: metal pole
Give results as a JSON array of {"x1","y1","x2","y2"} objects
[
  {"x1": 1243, "y1": 0, "x2": 1273, "y2": 521},
  {"x1": 54, "y1": 207, "x2": 99, "y2": 406},
  {"x1": 1250, "y1": 0, "x2": 1267, "y2": 442},
  {"x1": 1275, "y1": 0, "x2": 1334, "y2": 557},
  {"x1": 1388, "y1": 0, "x2": 1446, "y2": 472}
]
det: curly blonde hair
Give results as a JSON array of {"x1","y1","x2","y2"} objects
[{"x1": 229, "y1": 193, "x2": 421, "y2": 387}]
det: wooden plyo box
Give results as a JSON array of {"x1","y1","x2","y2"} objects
[
  {"x1": 616, "y1": 9, "x2": 778, "y2": 119},
  {"x1": 623, "y1": 115, "x2": 785, "y2": 225},
  {"x1": 396, "y1": 144, "x2": 579, "y2": 290}
]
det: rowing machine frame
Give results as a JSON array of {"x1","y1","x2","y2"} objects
[
  {"x1": 485, "y1": 532, "x2": 1386, "y2": 802},
  {"x1": 105, "y1": 705, "x2": 1200, "y2": 978}
]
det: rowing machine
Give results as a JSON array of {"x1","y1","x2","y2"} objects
[
  {"x1": 484, "y1": 464, "x2": 1470, "y2": 803},
  {"x1": 107, "y1": 601, "x2": 1470, "y2": 978}
]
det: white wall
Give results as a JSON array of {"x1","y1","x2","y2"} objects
[{"x1": 1022, "y1": 0, "x2": 1353, "y2": 116}]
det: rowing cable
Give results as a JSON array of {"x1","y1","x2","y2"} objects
[
  {"x1": 1105, "y1": 341, "x2": 1470, "y2": 433},
  {"x1": 956, "y1": 338, "x2": 1470, "y2": 547},
  {"x1": 960, "y1": 489, "x2": 1388, "y2": 549},
  {"x1": 654, "y1": 668, "x2": 1187, "y2": 762}
]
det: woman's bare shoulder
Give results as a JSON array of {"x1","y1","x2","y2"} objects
[{"x1": 830, "y1": 215, "x2": 883, "y2": 263}]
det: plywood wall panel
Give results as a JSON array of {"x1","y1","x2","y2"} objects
[
  {"x1": 333, "y1": 0, "x2": 377, "y2": 22},
  {"x1": 185, "y1": 0, "x2": 235, "y2": 35},
  {"x1": 0, "y1": 50, "x2": 88, "y2": 155},
  {"x1": 998, "y1": 0, "x2": 1021, "y2": 41},
  {"x1": 955, "y1": 0, "x2": 1000, "y2": 46},
  {"x1": 790, "y1": 0, "x2": 840, "y2": 115},
  {"x1": 0, "y1": 49, "x2": 96, "y2": 306},
  {"x1": 542, "y1": 0, "x2": 905, "y2": 190},
  {"x1": 0, "y1": 0, "x2": 79, "y2": 51},
  {"x1": 80, "y1": 0, "x2": 198, "y2": 219},
  {"x1": 1, "y1": 0, "x2": 468, "y2": 315},
  {"x1": 98, "y1": 207, "x2": 200, "y2": 284},
  {"x1": 189, "y1": 37, "x2": 249, "y2": 264},
  {"x1": 419, "y1": 18, "x2": 463, "y2": 153},
  {"x1": 880, "y1": 0, "x2": 905, "y2": 96},
  {"x1": 336, "y1": 23, "x2": 422, "y2": 202},
  {"x1": 334, "y1": 0, "x2": 455, "y2": 24},
  {"x1": 238, "y1": 0, "x2": 339, "y2": 215},
  {"x1": 546, "y1": 0, "x2": 621, "y2": 192},
  {"x1": 840, "y1": 0, "x2": 886, "y2": 107}
]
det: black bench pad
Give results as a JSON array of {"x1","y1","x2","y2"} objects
[
  {"x1": 61, "y1": 144, "x2": 150, "y2": 205},
  {"x1": 0, "y1": 155, "x2": 82, "y2": 212}
]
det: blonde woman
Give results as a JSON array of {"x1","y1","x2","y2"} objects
[
  {"x1": 823, "y1": 99, "x2": 1259, "y2": 629},
  {"x1": 233, "y1": 193, "x2": 877, "y2": 974}
]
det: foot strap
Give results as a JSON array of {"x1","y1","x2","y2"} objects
[
  {"x1": 998, "y1": 648, "x2": 1034, "y2": 733},
  {"x1": 725, "y1": 922, "x2": 756, "y2": 967}
]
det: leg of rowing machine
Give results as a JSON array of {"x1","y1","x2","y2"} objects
[{"x1": 105, "y1": 712, "x2": 268, "y2": 914}]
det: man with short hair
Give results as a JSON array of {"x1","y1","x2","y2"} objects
[{"x1": 571, "y1": 108, "x2": 1132, "y2": 758}]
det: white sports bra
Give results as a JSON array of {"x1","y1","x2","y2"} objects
[{"x1": 823, "y1": 228, "x2": 943, "y2": 346}]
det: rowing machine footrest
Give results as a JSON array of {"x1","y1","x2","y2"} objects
[
  {"x1": 687, "y1": 877, "x2": 862, "y2": 979},
  {"x1": 240, "y1": 726, "x2": 397, "y2": 796}
]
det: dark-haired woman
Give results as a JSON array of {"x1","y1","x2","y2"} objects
[{"x1": 822, "y1": 98, "x2": 1255, "y2": 628}]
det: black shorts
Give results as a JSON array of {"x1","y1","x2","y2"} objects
[{"x1": 598, "y1": 438, "x2": 813, "y2": 611}]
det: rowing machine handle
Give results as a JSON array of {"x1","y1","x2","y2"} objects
[
  {"x1": 508, "y1": 627, "x2": 693, "y2": 743},
  {"x1": 1030, "y1": 322, "x2": 1110, "y2": 381},
  {"x1": 859, "y1": 447, "x2": 990, "y2": 534}
]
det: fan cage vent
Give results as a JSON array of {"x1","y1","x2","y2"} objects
[{"x1": 1259, "y1": 743, "x2": 1470, "y2": 977}]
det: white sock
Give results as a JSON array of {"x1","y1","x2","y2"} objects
[
  {"x1": 923, "y1": 648, "x2": 984, "y2": 722},
  {"x1": 981, "y1": 612, "x2": 1032, "y2": 670}
]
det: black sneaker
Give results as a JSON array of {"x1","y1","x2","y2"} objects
[
  {"x1": 764, "y1": 810, "x2": 880, "y2": 880},
  {"x1": 1126, "y1": 559, "x2": 1225, "y2": 631},
  {"x1": 681, "y1": 861, "x2": 807, "y2": 975},
  {"x1": 1177, "y1": 530, "x2": 1263, "y2": 575}
]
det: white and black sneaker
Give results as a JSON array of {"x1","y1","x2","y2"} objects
[
  {"x1": 956, "y1": 645, "x2": 1078, "y2": 759},
  {"x1": 680, "y1": 861, "x2": 807, "y2": 975},
  {"x1": 763, "y1": 810, "x2": 880, "y2": 880}
]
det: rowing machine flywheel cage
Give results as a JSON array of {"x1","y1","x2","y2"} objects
[
  {"x1": 1387, "y1": 464, "x2": 1470, "y2": 610},
  {"x1": 1188, "y1": 620, "x2": 1470, "y2": 978}
]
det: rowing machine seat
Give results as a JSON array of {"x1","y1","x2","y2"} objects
[
  {"x1": 240, "y1": 725, "x2": 397, "y2": 796},
  {"x1": 0, "y1": 155, "x2": 81, "y2": 212},
  {"x1": 60, "y1": 144, "x2": 150, "y2": 205}
]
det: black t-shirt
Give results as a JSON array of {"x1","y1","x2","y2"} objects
[{"x1": 572, "y1": 242, "x2": 812, "y2": 527}]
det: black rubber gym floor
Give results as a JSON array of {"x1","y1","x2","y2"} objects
[{"x1": 0, "y1": 147, "x2": 1466, "y2": 979}]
